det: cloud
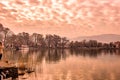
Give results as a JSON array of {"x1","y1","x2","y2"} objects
[
  {"x1": 0, "y1": 0, "x2": 119, "y2": 23},
  {"x1": 0, "y1": 0, "x2": 120, "y2": 37}
]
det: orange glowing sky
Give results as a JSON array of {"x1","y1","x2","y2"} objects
[{"x1": 0, "y1": 0, "x2": 120, "y2": 38}]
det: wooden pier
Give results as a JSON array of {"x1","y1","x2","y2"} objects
[
  {"x1": 0, "y1": 61, "x2": 35, "y2": 80},
  {"x1": 0, "y1": 61, "x2": 18, "y2": 80}
]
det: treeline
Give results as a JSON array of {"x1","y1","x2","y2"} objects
[
  {"x1": 0, "y1": 23, "x2": 69, "y2": 49},
  {"x1": 6, "y1": 33, "x2": 69, "y2": 49},
  {"x1": 69, "y1": 40, "x2": 120, "y2": 49},
  {"x1": 0, "y1": 23, "x2": 120, "y2": 49}
]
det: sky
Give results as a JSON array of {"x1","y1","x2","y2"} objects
[{"x1": 0, "y1": 0, "x2": 120, "y2": 38}]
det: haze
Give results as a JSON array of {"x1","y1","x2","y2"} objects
[{"x1": 0, "y1": 0, "x2": 120, "y2": 38}]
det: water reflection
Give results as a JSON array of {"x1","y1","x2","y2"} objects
[
  {"x1": 2, "y1": 49, "x2": 120, "y2": 80},
  {"x1": 69, "y1": 49, "x2": 120, "y2": 57}
]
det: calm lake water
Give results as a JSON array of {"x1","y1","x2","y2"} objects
[{"x1": 3, "y1": 49, "x2": 120, "y2": 80}]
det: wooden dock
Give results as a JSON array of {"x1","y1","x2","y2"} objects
[{"x1": 0, "y1": 61, "x2": 18, "y2": 80}]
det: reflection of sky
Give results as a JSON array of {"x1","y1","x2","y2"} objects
[
  {"x1": 3, "y1": 49, "x2": 120, "y2": 80},
  {"x1": 0, "y1": 0, "x2": 120, "y2": 38},
  {"x1": 24, "y1": 55, "x2": 120, "y2": 80}
]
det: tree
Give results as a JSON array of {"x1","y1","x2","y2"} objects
[
  {"x1": 69, "y1": 41, "x2": 74, "y2": 48},
  {"x1": 52, "y1": 35, "x2": 61, "y2": 48},
  {"x1": 45, "y1": 34, "x2": 53, "y2": 48},
  {"x1": 88, "y1": 40, "x2": 98, "y2": 47},
  {"x1": 109, "y1": 42, "x2": 116, "y2": 48},
  {"x1": 61, "y1": 37, "x2": 69, "y2": 48},
  {"x1": 6, "y1": 34, "x2": 17, "y2": 48},
  {"x1": 31, "y1": 33, "x2": 45, "y2": 47},
  {"x1": 3, "y1": 28, "x2": 10, "y2": 47},
  {"x1": 0, "y1": 34, "x2": 3, "y2": 42},
  {"x1": 17, "y1": 32, "x2": 30, "y2": 46},
  {"x1": 0, "y1": 23, "x2": 4, "y2": 32}
]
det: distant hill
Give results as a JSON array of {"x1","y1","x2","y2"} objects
[{"x1": 72, "y1": 34, "x2": 120, "y2": 43}]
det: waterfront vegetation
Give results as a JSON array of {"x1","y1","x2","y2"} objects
[
  {"x1": 1, "y1": 23, "x2": 120, "y2": 80},
  {"x1": 0, "y1": 23, "x2": 120, "y2": 50}
]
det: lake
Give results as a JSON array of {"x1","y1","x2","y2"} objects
[{"x1": 3, "y1": 49, "x2": 120, "y2": 80}]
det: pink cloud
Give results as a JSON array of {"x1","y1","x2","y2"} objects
[{"x1": 0, "y1": 0, "x2": 120, "y2": 38}]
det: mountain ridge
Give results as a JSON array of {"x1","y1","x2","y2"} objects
[{"x1": 72, "y1": 34, "x2": 120, "y2": 43}]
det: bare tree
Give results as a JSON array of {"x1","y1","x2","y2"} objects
[
  {"x1": 61, "y1": 37, "x2": 69, "y2": 48},
  {"x1": 45, "y1": 34, "x2": 53, "y2": 48},
  {"x1": 17, "y1": 32, "x2": 30, "y2": 46},
  {"x1": 0, "y1": 23, "x2": 4, "y2": 32},
  {"x1": 52, "y1": 35, "x2": 61, "y2": 48},
  {"x1": 6, "y1": 34, "x2": 17, "y2": 48},
  {"x1": 3, "y1": 28, "x2": 10, "y2": 47},
  {"x1": 31, "y1": 33, "x2": 44, "y2": 47}
]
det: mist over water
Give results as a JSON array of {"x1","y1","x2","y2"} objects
[{"x1": 3, "y1": 49, "x2": 120, "y2": 80}]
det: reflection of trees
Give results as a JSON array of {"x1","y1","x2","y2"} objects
[
  {"x1": 116, "y1": 50, "x2": 119, "y2": 55},
  {"x1": 102, "y1": 49, "x2": 117, "y2": 55},
  {"x1": 4, "y1": 49, "x2": 120, "y2": 65},
  {"x1": 45, "y1": 49, "x2": 65, "y2": 63},
  {"x1": 35, "y1": 49, "x2": 47, "y2": 63},
  {"x1": 69, "y1": 49, "x2": 101, "y2": 58},
  {"x1": 69, "y1": 49, "x2": 120, "y2": 58},
  {"x1": 31, "y1": 49, "x2": 68, "y2": 63},
  {"x1": 12, "y1": 49, "x2": 68, "y2": 63}
]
